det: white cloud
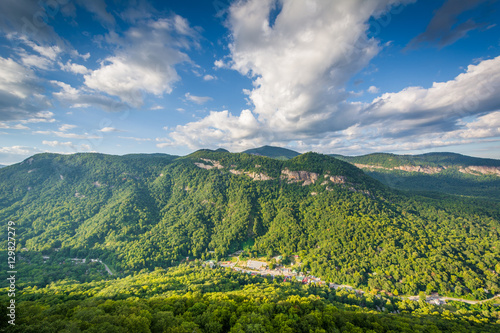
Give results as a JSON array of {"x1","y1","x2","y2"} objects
[
  {"x1": 0, "y1": 123, "x2": 29, "y2": 130},
  {"x1": 185, "y1": 93, "x2": 213, "y2": 105},
  {"x1": 20, "y1": 54, "x2": 54, "y2": 70},
  {"x1": 42, "y1": 140, "x2": 74, "y2": 148},
  {"x1": 83, "y1": 15, "x2": 200, "y2": 107},
  {"x1": 59, "y1": 61, "x2": 91, "y2": 74},
  {"x1": 119, "y1": 136, "x2": 152, "y2": 142},
  {"x1": 20, "y1": 111, "x2": 56, "y2": 123},
  {"x1": 33, "y1": 130, "x2": 100, "y2": 140},
  {"x1": 99, "y1": 127, "x2": 122, "y2": 133},
  {"x1": 367, "y1": 86, "x2": 380, "y2": 94},
  {"x1": 59, "y1": 124, "x2": 78, "y2": 132},
  {"x1": 0, "y1": 56, "x2": 50, "y2": 121},
  {"x1": 150, "y1": 105, "x2": 164, "y2": 110},
  {"x1": 169, "y1": 109, "x2": 262, "y2": 150},
  {"x1": 214, "y1": 59, "x2": 225, "y2": 68},
  {"x1": 170, "y1": 0, "x2": 409, "y2": 150},
  {"x1": 0, "y1": 146, "x2": 38, "y2": 155},
  {"x1": 169, "y1": 0, "x2": 500, "y2": 155},
  {"x1": 51, "y1": 80, "x2": 128, "y2": 112},
  {"x1": 203, "y1": 74, "x2": 217, "y2": 81},
  {"x1": 360, "y1": 56, "x2": 500, "y2": 137}
]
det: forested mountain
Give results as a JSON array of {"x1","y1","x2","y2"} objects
[
  {"x1": 1, "y1": 150, "x2": 499, "y2": 302},
  {"x1": 331, "y1": 152, "x2": 500, "y2": 200},
  {"x1": 2, "y1": 263, "x2": 499, "y2": 332},
  {"x1": 243, "y1": 145, "x2": 301, "y2": 160},
  {"x1": 332, "y1": 152, "x2": 500, "y2": 169}
]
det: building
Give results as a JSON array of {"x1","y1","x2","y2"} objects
[{"x1": 247, "y1": 260, "x2": 267, "y2": 270}]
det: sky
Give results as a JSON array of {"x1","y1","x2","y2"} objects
[{"x1": 0, "y1": 0, "x2": 500, "y2": 164}]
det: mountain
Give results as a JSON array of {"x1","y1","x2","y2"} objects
[
  {"x1": 333, "y1": 152, "x2": 500, "y2": 169},
  {"x1": 243, "y1": 145, "x2": 300, "y2": 160},
  {"x1": 332, "y1": 152, "x2": 500, "y2": 200},
  {"x1": 0, "y1": 150, "x2": 499, "y2": 302},
  {"x1": 0, "y1": 164, "x2": 5, "y2": 168}
]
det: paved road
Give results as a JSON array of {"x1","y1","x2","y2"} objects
[
  {"x1": 100, "y1": 261, "x2": 113, "y2": 275},
  {"x1": 219, "y1": 261, "x2": 500, "y2": 306}
]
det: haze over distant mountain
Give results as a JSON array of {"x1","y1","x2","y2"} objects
[
  {"x1": 332, "y1": 152, "x2": 500, "y2": 199},
  {"x1": 243, "y1": 145, "x2": 300, "y2": 160}
]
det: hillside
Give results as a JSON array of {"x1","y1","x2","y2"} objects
[
  {"x1": 243, "y1": 145, "x2": 301, "y2": 160},
  {"x1": 2, "y1": 263, "x2": 499, "y2": 332},
  {"x1": 0, "y1": 150, "x2": 499, "y2": 302},
  {"x1": 332, "y1": 152, "x2": 500, "y2": 199}
]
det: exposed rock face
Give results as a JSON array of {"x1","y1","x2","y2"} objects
[
  {"x1": 194, "y1": 159, "x2": 224, "y2": 170},
  {"x1": 281, "y1": 168, "x2": 319, "y2": 185},
  {"x1": 354, "y1": 163, "x2": 385, "y2": 170},
  {"x1": 230, "y1": 169, "x2": 274, "y2": 181},
  {"x1": 328, "y1": 175, "x2": 347, "y2": 184},
  {"x1": 355, "y1": 163, "x2": 443, "y2": 174},
  {"x1": 355, "y1": 162, "x2": 500, "y2": 176},
  {"x1": 393, "y1": 165, "x2": 443, "y2": 174},
  {"x1": 246, "y1": 172, "x2": 274, "y2": 181},
  {"x1": 459, "y1": 166, "x2": 500, "y2": 176}
]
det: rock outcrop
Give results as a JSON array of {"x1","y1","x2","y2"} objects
[
  {"x1": 230, "y1": 169, "x2": 274, "y2": 181},
  {"x1": 194, "y1": 159, "x2": 224, "y2": 170},
  {"x1": 459, "y1": 166, "x2": 500, "y2": 176},
  {"x1": 355, "y1": 162, "x2": 500, "y2": 176},
  {"x1": 281, "y1": 169, "x2": 319, "y2": 185},
  {"x1": 393, "y1": 165, "x2": 443, "y2": 174}
]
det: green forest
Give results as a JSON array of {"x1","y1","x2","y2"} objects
[
  {"x1": 1, "y1": 263, "x2": 499, "y2": 332},
  {"x1": 331, "y1": 152, "x2": 500, "y2": 199},
  {"x1": 1, "y1": 150, "x2": 499, "y2": 331}
]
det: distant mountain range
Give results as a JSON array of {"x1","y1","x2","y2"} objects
[
  {"x1": 240, "y1": 146, "x2": 500, "y2": 199},
  {"x1": 243, "y1": 145, "x2": 301, "y2": 160}
]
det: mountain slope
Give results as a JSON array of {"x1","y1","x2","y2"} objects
[
  {"x1": 243, "y1": 145, "x2": 300, "y2": 160},
  {"x1": 1, "y1": 150, "x2": 499, "y2": 299},
  {"x1": 332, "y1": 152, "x2": 500, "y2": 199}
]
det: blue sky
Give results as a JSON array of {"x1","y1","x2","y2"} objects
[{"x1": 0, "y1": 0, "x2": 499, "y2": 164}]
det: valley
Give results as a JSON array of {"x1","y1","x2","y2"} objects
[{"x1": 1, "y1": 148, "x2": 499, "y2": 331}]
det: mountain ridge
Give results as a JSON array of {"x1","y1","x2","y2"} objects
[{"x1": 1, "y1": 149, "x2": 499, "y2": 302}]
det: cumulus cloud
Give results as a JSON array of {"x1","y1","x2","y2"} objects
[
  {"x1": 203, "y1": 74, "x2": 217, "y2": 81},
  {"x1": 119, "y1": 136, "x2": 152, "y2": 142},
  {"x1": 33, "y1": 129, "x2": 101, "y2": 140},
  {"x1": 0, "y1": 57, "x2": 51, "y2": 121},
  {"x1": 0, "y1": 0, "x2": 70, "y2": 46},
  {"x1": 361, "y1": 56, "x2": 500, "y2": 137},
  {"x1": 59, "y1": 124, "x2": 78, "y2": 132},
  {"x1": 169, "y1": 0, "x2": 410, "y2": 150},
  {"x1": 51, "y1": 81, "x2": 129, "y2": 112},
  {"x1": 0, "y1": 145, "x2": 41, "y2": 164},
  {"x1": 42, "y1": 140, "x2": 74, "y2": 148},
  {"x1": 167, "y1": 0, "x2": 500, "y2": 154},
  {"x1": 83, "y1": 15, "x2": 200, "y2": 107},
  {"x1": 185, "y1": 93, "x2": 213, "y2": 105},
  {"x1": 0, "y1": 123, "x2": 29, "y2": 130},
  {"x1": 99, "y1": 127, "x2": 122, "y2": 133},
  {"x1": 59, "y1": 61, "x2": 90, "y2": 75}
]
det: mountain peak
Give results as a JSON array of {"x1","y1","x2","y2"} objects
[{"x1": 243, "y1": 145, "x2": 300, "y2": 160}]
